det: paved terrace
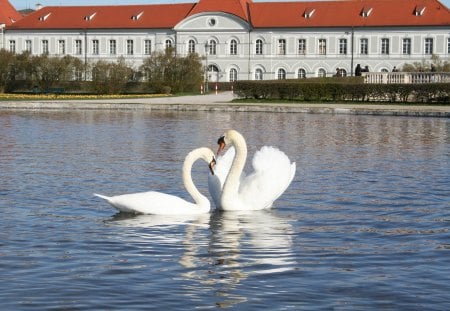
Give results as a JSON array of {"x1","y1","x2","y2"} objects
[{"x1": 0, "y1": 92, "x2": 449, "y2": 117}]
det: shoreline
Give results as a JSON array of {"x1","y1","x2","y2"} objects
[{"x1": 1, "y1": 92, "x2": 449, "y2": 117}]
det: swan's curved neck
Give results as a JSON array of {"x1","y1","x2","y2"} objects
[
  {"x1": 182, "y1": 149, "x2": 210, "y2": 208},
  {"x1": 222, "y1": 131, "x2": 247, "y2": 198}
]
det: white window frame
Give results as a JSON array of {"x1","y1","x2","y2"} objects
[
  {"x1": 298, "y1": 39, "x2": 306, "y2": 55},
  {"x1": 318, "y1": 39, "x2": 326, "y2": 55}
]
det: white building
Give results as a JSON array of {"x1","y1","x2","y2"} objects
[{"x1": 2, "y1": 0, "x2": 450, "y2": 81}]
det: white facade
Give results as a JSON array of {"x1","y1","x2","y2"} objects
[{"x1": 4, "y1": 12, "x2": 450, "y2": 81}]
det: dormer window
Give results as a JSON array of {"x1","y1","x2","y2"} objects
[
  {"x1": 303, "y1": 8, "x2": 315, "y2": 19},
  {"x1": 38, "y1": 12, "x2": 51, "y2": 21},
  {"x1": 414, "y1": 5, "x2": 426, "y2": 16},
  {"x1": 360, "y1": 7, "x2": 373, "y2": 17},
  {"x1": 132, "y1": 12, "x2": 144, "y2": 20},
  {"x1": 84, "y1": 12, "x2": 97, "y2": 21}
]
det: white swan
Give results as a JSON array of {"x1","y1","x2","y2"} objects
[
  {"x1": 207, "y1": 146, "x2": 235, "y2": 208},
  {"x1": 94, "y1": 147, "x2": 216, "y2": 215},
  {"x1": 216, "y1": 129, "x2": 296, "y2": 211}
]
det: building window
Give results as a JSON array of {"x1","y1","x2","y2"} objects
[
  {"x1": 298, "y1": 39, "x2": 306, "y2": 55},
  {"x1": 425, "y1": 38, "x2": 433, "y2": 55},
  {"x1": 230, "y1": 39, "x2": 237, "y2": 55},
  {"x1": 110, "y1": 40, "x2": 116, "y2": 55},
  {"x1": 75, "y1": 69, "x2": 83, "y2": 81},
  {"x1": 255, "y1": 68, "x2": 263, "y2": 80},
  {"x1": 42, "y1": 40, "x2": 49, "y2": 54},
  {"x1": 318, "y1": 39, "x2": 326, "y2": 55},
  {"x1": 360, "y1": 38, "x2": 368, "y2": 55},
  {"x1": 58, "y1": 40, "x2": 65, "y2": 55},
  {"x1": 402, "y1": 38, "x2": 411, "y2": 55},
  {"x1": 229, "y1": 68, "x2": 237, "y2": 82},
  {"x1": 75, "y1": 40, "x2": 82, "y2": 55},
  {"x1": 9, "y1": 40, "x2": 16, "y2": 53},
  {"x1": 144, "y1": 39, "x2": 152, "y2": 55},
  {"x1": 92, "y1": 39, "x2": 99, "y2": 55},
  {"x1": 297, "y1": 68, "x2": 306, "y2": 79},
  {"x1": 26, "y1": 40, "x2": 32, "y2": 53},
  {"x1": 318, "y1": 68, "x2": 326, "y2": 77},
  {"x1": 381, "y1": 38, "x2": 389, "y2": 55},
  {"x1": 277, "y1": 68, "x2": 286, "y2": 80},
  {"x1": 255, "y1": 39, "x2": 263, "y2": 55},
  {"x1": 127, "y1": 40, "x2": 134, "y2": 55},
  {"x1": 208, "y1": 40, "x2": 217, "y2": 55},
  {"x1": 278, "y1": 39, "x2": 286, "y2": 55},
  {"x1": 188, "y1": 39, "x2": 195, "y2": 54},
  {"x1": 339, "y1": 38, "x2": 347, "y2": 55}
]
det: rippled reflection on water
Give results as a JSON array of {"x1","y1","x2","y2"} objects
[{"x1": 0, "y1": 110, "x2": 449, "y2": 310}]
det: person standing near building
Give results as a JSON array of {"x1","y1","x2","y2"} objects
[{"x1": 355, "y1": 64, "x2": 362, "y2": 76}]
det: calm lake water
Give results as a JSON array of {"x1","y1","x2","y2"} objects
[{"x1": 1, "y1": 109, "x2": 449, "y2": 310}]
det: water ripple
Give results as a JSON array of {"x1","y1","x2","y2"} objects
[{"x1": 0, "y1": 111, "x2": 449, "y2": 310}]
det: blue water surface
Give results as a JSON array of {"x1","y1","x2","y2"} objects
[{"x1": 0, "y1": 110, "x2": 449, "y2": 310}]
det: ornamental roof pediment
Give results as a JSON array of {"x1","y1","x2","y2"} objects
[{"x1": 174, "y1": 12, "x2": 250, "y2": 31}]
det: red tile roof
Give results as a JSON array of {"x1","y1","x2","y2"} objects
[
  {"x1": 8, "y1": 4, "x2": 195, "y2": 29},
  {"x1": 250, "y1": 0, "x2": 450, "y2": 28},
  {"x1": 0, "y1": 0, "x2": 22, "y2": 26},
  {"x1": 6, "y1": 0, "x2": 450, "y2": 30}
]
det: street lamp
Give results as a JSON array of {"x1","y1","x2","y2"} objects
[
  {"x1": 346, "y1": 27, "x2": 355, "y2": 76},
  {"x1": 204, "y1": 42, "x2": 209, "y2": 93}
]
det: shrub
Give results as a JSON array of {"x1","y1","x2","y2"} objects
[{"x1": 234, "y1": 80, "x2": 450, "y2": 103}]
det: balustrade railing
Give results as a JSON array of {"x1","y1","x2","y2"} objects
[{"x1": 362, "y1": 72, "x2": 450, "y2": 84}]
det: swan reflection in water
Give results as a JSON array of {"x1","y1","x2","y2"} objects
[{"x1": 109, "y1": 209, "x2": 295, "y2": 308}]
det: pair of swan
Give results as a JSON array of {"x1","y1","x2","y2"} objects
[{"x1": 95, "y1": 130, "x2": 296, "y2": 214}]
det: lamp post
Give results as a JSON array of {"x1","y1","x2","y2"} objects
[
  {"x1": 346, "y1": 27, "x2": 354, "y2": 76},
  {"x1": 84, "y1": 29, "x2": 88, "y2": 81},
  {"x1": 204, "y1": 42, "x2": 209, "y2": 93}
]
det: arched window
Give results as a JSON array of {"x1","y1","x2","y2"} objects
[
  {"x1": 188, "y1": 40, "x2": 195, "y2": 54},
  {"x1": 229, "y1": 68, "x2": 238, "y2": 82},
  {"x1": 297, "y1": 68, "x2": 306, "y2": 79},
  {"x1": 318, "y1": 68, "x2": 327, "y2": 77},
  {"x1": 278, "y1": 68, "x2": 286, "y2": 80},
  {"x1": 255, "y1": 39, "x2": 263, "y2": 55},
  {"x1": 165, "y1": 39, "x2": 173, "y2": 51},
  {"x1": 255, "y1": 68, "x2": 263, "y2": 80},
  {"x1": 230, "y1": 39, "x2": 237, "y2": 55}
]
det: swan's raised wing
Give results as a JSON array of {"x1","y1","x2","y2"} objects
[
  {"x1": 208, "y1": 146, "x2": 235, "y2": 208},
  {"x1": 239, "y1": 146, "x2": 295, "y2": 209}
]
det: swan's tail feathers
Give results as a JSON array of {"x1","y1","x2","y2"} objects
[{"x1": 94, "y1": 193, "x2": 111, "y2": 202}]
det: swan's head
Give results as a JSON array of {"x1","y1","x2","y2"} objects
[
  {"x1": 217, "y1": 135, "x2": 226, "y2": 155},
  {"x1": 208, "y1": 157, "x2": 216, "y2": 175},
  {"x1": 217, "y1": 129, "x2": 241, "y2": 155}
]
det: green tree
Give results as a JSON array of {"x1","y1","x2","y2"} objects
[
  {"x1": 30, "y1": 54, "x2": 80, "y2": 90},
  {"x1": 90, "y1": 57, "x2": 133, "y2": 94},
  {"x1": 12, "y1": 51, "x2": 34, "y2": 81},
  {"x1": 140, "y1": 48, "x2": 203, "y2": 93},
  {"x1": 0, "y1": 49, "x2": 15, "y2": 93}
]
